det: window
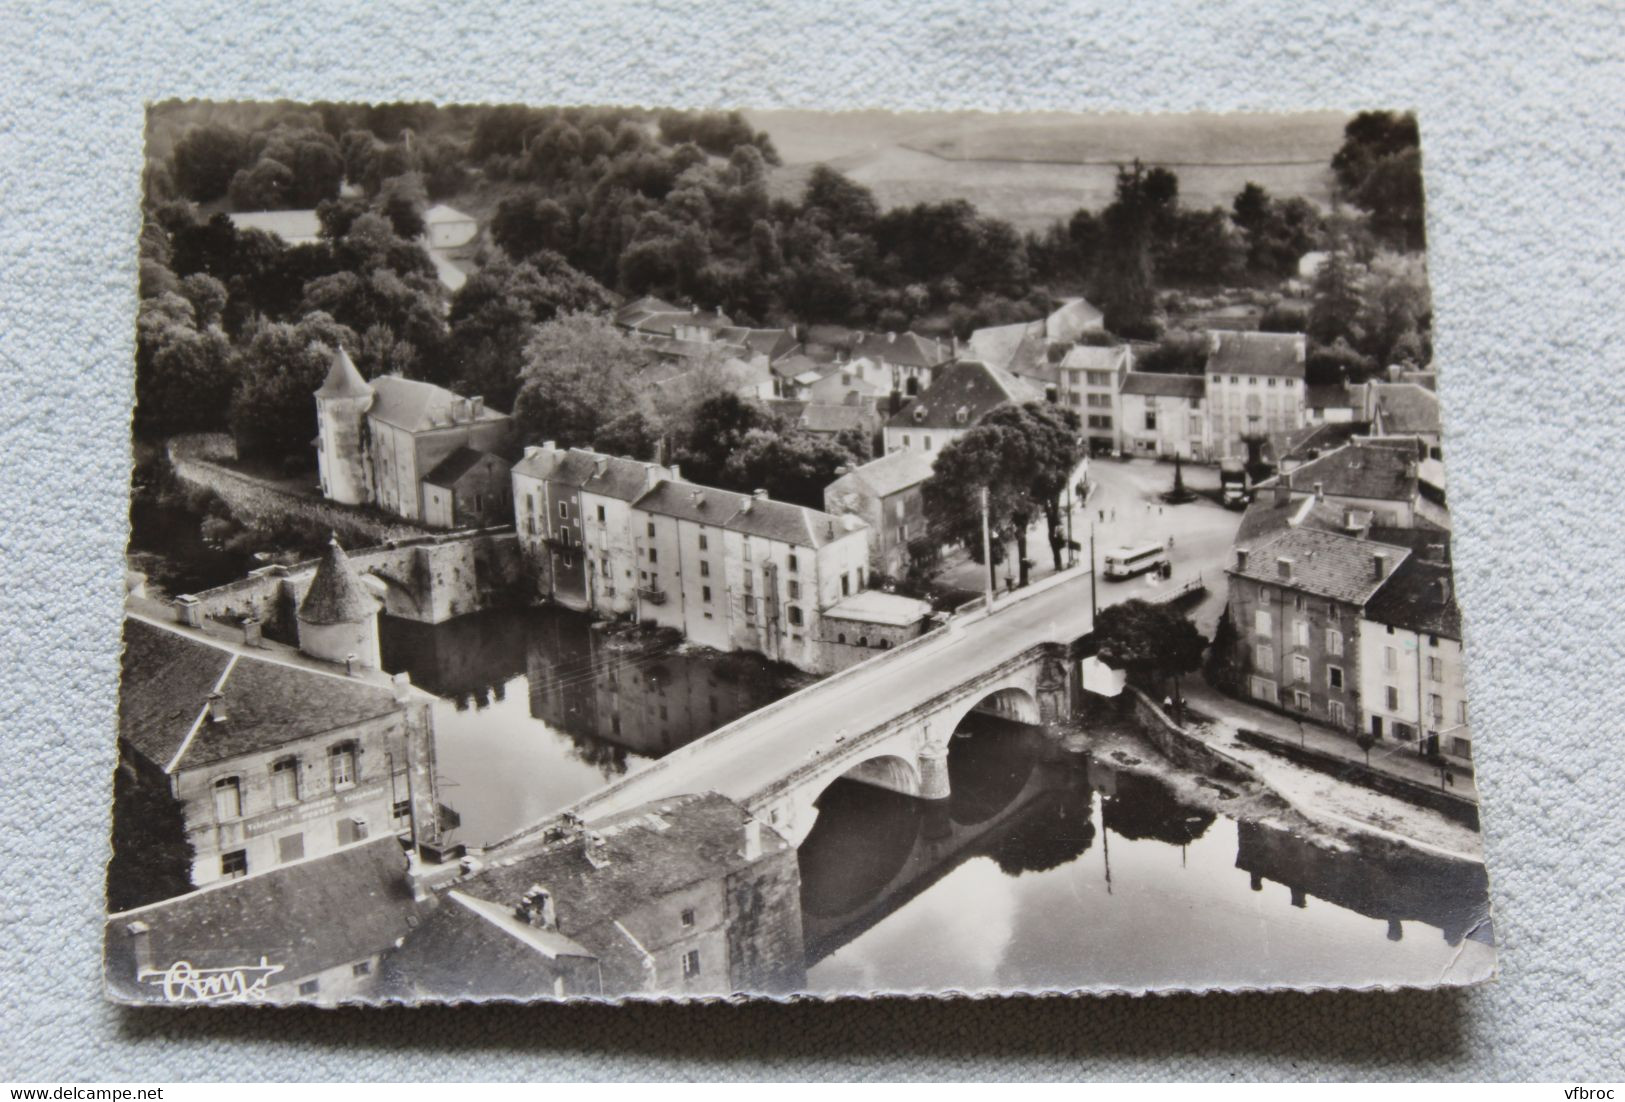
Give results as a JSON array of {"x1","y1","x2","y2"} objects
[
  {"x1": 1293, "y1": 689, "x2": 1311, "y2": 710},
  {"x1": 1254, "y1": 609, "x2": 1272, "y2": 636},
  {"x1": 213, "y1": 776, "x2": 242, "y2": 821},
  {"x1": 1248, "y1": 377, "x2": 1259, "y2": 386},
  {"x1": 836, "y1": 633, "x2": 845, "y2": 644},
  {"x1": 220, "y1": 850, "x2": 247, "y2": 879},
  {"x1": 647, "y1": 521, "x2": 655, "y2": 538},
  {"x1": 1292, "y1": 654, "x2": 1311, "y2": 683},
  {"x1": 1144, "y1": 411, "x2": 1158, "y2": 430},
  {"x1": 1293, "y1": 619, "x2": 1310, "y2": 648},
  {"x1": 1259, "y1": 586, "x2": 1273, "y2": 605},
  {"x1": 1211, "y1": 374, "x2": 1221, "y2": 384},
  {"x1": 702, "y1": 585, "x2": 712, "y2": 603},
  {"x1": 1293, "y1": 593, "x2": 1305, "y2": 611},
  {"x1": 1231, "y1": 376, "x2": 1240, "y2": 384},
  {"x1": 788, "y1": 580, "x2": 801, "y2": 600},
  {"x1": 1427, "y1": 656, "x2": 1444, "y2": 681},
  {"x1": 1393, "y1": 722, "x2": 1416, "y2": 742},
  {"x1": 743, "y1": 540, "x2": 751, "y2": 561},
  {"x1": 1089, "y1": 370, "x2": 1111, "y2": 386},
  {"x1": 841, "y1": 574, "x2": 851, "y2": 596},
  {"x1": 392, "y1": 799, "x2": 411, "y2": 820},
  {"x1": 787, "y1": 552, "x2": 798, "y2": 573},
  {"x1": 648, "y1": 547, "x2": 658, "y2": 563},
  {"x1": 699, "y1": 560, "x2": 710, "y2": 577},
  {"x1": 680, "y1": 908, "x2": 695, "y2": 928},
  {"x1": 1087, "y1": 393, "x2": 1111, "y2": 408},
  {"x1": 1250, "y1": 676, "x2": 1278, "y2": 704},
  {"x1": 277, "y1": 833, "x2": 305, "y2": 863},
  {"x1": 1384, "y1": 646, "x2": 1398, "y2": 673},
  {"x1": 1329, "y1": 700, "x2": 1345, "y2": 726},
  {"x1": 1326, "y1": 628, "x2": 1344, "y2": 656},
  {"x1": 272, "y1": 757, "x2": 299, "y2": 806},
  {"x1": 352, "y1": 961, "x2": 372, "y2": 978},
  {"x1": 902, "y1": 434, "x2": 911, "y2": 447},
  {"x1": 1285, "y1": 379, "x2": 1295, "y2": 388},
  {"x1": 298, "y1": 979, "x2": 320, "y2": 997},
  {"x1": 699, "y1": 533, "x2": 708, "y2": 551},
  {"x1": 337, "y1": 817, "x2": 369, "y2": 845},
  {"x1": 788, "y1": 606, "x2": 804, "y2": 627},
  {"x1": 682, "y1": 950, "x2": 701, "y2": 978},
  {"x1": 1450, "y1": 736, "x2": 1472, "y2": 759},
  {"x1": 924, "y1": 436, "x2": 933, "y2": 451},
  {"x1": 1458, "y1": 700, "x2": 1468, "y2": 725},
  {"x1": 1254, "y1": 642, "x2": 1273, "y2": 671},
  {"x1": 1328, "y1": 665, "x2": 1344, "y2": 690},
  {"x1": 1386, "y1": 685, "x2": 1400, "y2": 710},
  {"x1": 1268, "y1": 378, "x2": 1278, "y2": 388},
  {"x1": 329, "y1": 743, "x2": 356, "y2": 790},
  {"x1": 1429, "y1": 693, "x2": 1444, "y2": 722}
]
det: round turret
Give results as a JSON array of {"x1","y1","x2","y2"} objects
[
  {"x1": 297, "y1": 536, "x2": 381, "y2": 669},
  {"x1": 314, "y1": 347, "x2": 374, "y2": 506}
]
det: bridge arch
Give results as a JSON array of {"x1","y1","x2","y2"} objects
[
  {"x1": 956, "y1": 686, "x2": 1042, "y2": 731},
  {"x1": 364, "y1": 567, "x2": 424, "y2": 615},
  {"x1": 836, "y1": 754, "x2": 920, "y2": 798}
]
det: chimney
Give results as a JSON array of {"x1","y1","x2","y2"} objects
[
  {"x1": 460, "y1": 397, "x2": 474, "y2": 422},
  {"x1": 1435, "y1": 577, "x2": 1452, "y2": 606},
  {"x1": 391, "y1": 671, "x2": 412, "y2": 704},
  {"x1": 206, "y1": 691, "x2": 227, "y2": 724},
  {"x1": 1276, "y1": 557, "x2": 1294, "y2": 581},
  {"x1": 583, "y1": 830, "x2": 610, "y2": 869},
  {"x1": 543, "y1": 440, "x2": 557, "y2": 453},
  {"x1": 826, "y1": 520, "x2": 835, "y2": 539},
  {"x1": 345, "y1": 653, "x2": 359, "y2": 676},
  {"x1": 125, "y1": 920, "x2": 154, "y2": 977},
  {"x1": 887, "y1": 331, "x2": 896, "y2": 343},
  {"x1": 594, "y1": 457, "x2": 608, "y2": 478},
  {"x1": 691, "y1": 490, "x2": 705, "y2": 508},
  {"x1": 1372, "y1": 552, "x2": 1390, "y2": 580},
  {"x1": 524, "y1": 445, "x2": 542, "y2": 460},
  {"x1": 669, "y1": 464, "x2": 681, "y2": 482},
  {"x1": 742, "y1": 817, "x2": 762, "y2": 861},
  {"x1": 1236, "y1": 548, "x2": 1250, "y2": 572},
  {"x1": 471, "y1": 396, "x2": 485, "y2": 418},
  {"x1": 516, "y1": 885, "x2": 557, "y2": 930},
  {"x1": 1273, "y1": 480, "x2": 1291, "y2": 507},
  {"x1": 754, "y1": 489, "x2": 767, "y2": 499},
  {"x1": 644, "y1": 463, "x2": 661, "y2": 490}
]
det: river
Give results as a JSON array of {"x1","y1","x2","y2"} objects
[{"x1": 797, "y1": 714, "x2": 1493, "y2": 994}]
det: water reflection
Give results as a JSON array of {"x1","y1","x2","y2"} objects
[
  {"x1": 377, "y1": 607, "x2": 803, "y2": 846},
  {"x1": 799, "y1": 719, "x2": 1493, "y2": 994}
]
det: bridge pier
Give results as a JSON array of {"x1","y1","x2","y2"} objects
[{"x1": 917, "y1": 744, "x2": 951, "y2": 801}]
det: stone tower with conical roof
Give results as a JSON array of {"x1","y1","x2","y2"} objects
[
  {"x1": 314, "y1": 346, "x2": 375, "y2": 506},
  {"x1": 297, "y1": 536, "x2": 382, "y2": 668}
]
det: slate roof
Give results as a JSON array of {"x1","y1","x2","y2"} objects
[
  {"x1": 1059, "y1": 343, "x2": 1129, "y2": 374},
  {"x1": 614, "y1": 295, "x2": 681, "y2": 330},
  {"x1": 1364, "y1": 556, "x2": 1462, "y2": 639},
  {"x1": 463, "y1": 794, "x2": 788, "y2": 965},
  {"x1": 517, "y1": 448, "x2": 667, "y2": 503},
  {"x1": 1231, "y1": 527, "x2": 1411, "y2": 606},
  {"x1": 315, "y1": 347, "x2": 372, "y2": 400},
  {"x1": 299, "y1": 538, "x2": 380, "y2": 625},
  {"x1": 373, "y1": 891, "x2": 590, "y2": 1002},
  {"x1": 1286, "y1": 442, "x2": 1420, "y2": 503},
  {"x1": 1120, "y1": 372, "x2": 1206, "y2": 399},
  {"x1": 966, "y1": 321, "x2": 1041, "y2": 372},
  {"x1": 1234, "y1": 493, "x2": 1349, "y2": 545},
  {"x1": 799, "y1": 402, "x2": 872, "y2": 435},
  {"x1": 832, "y1": 449, "x2": 936, "y2": 499},
  {"x1": 119, "y1": 618, "x2": 404, "y2": 773},
  {"x1": 891, "y1": 359, "x2": 1037, "y2": 430},
  {"x1": 105, "y1": 836, "x2": 427, "y2": 1001},
  {"x1": 716, "y1": 327, "x2": 799, "y2": 362},
  {"x1": 848, "y1": 331, "x2": 951, "y2": 369},
  {"x1": 1206, "y1": 331, "x2": 1307, "y2": 378},
  {"x1": 771, "y1": 352, "x2": 824, "y2": 381},
  {"x1": 423, "y1": 203, "x2": 475, "y2": 226},
  {"x1": 1371, "y1": 382, "x2": 1442, "y2": 436},
  {"x1": 821, "y1": 590, "x2": 933, "y2": 627},
  {"x1": 368, "y1": 376, "x2": 507, "y2": 433},
  {"x1": 1045, "y1": 297, "x2": 1105, "y2": 341},
  {"x1": 632, "y1": 481, "x2": 863, "y2": 548},
  {"x1": 423, "y1": 446, "x2": 505, "y2": 489}
]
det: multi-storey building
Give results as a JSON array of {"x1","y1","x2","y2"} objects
[
  {"x1": 1117, "y1": 372, "x2": 1210, "y2": 460},
  {"x1": 1203, "y1": 331, "x2": 1307, "y2": 459},
  {"x1": 1273, "y1": 439, "x2": 1451, "y2": 530},
  {"x1": 1058, "y1": 344, "x2": 1131, "y2": 454},
  {"x1": 1360, "y1": 552, "x2": 1471, "y2": 760},
  {"x1": 882, "y1": 359, "x2": 1040, "y2": 458},
  {"x1": 823, "y1": 449, "x2": 936, "y2": 579},
  {"x1": 843, "y1": 330, "x2": 955, "y2": 397},
  {"x1": 511, "y1": 445, "x2": 675, "y2": 617},
  {"x1": 630, "y1": 481, "x2": 871, "y2": 672},
  {"x1": 1225, "y1": 527, "x2": 1412, "y2": 733}
]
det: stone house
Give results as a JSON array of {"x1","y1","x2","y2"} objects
[
  {"x1": 1272, "y1": 439, "x2": 1451, "y2": 530},
  {"x1": 1058, "y1": 343, "x2": 1131, "y2": 454},
  {"x1": 1225, "y1": 527, "x2": 1412, "y2": 733},
  {"x1": 882, "y1": 359, "x2": 1040, "y2": 459},
  {"x1": 842, "y1": 330, "x2": 955, "y2": 396},
  {"x1": 823, "y1": 449, "x2": 936, "y2": 579},
  {"x1": 421, "y1": 447, "x2": 513, "y2": 529},
  {"x1": 1203, "y1": 331, "x2": 1307, "y2": 460},
  {"x1": 1359, "y1": 552, "x2": 1471, "y2": 760},
  {"x1": 1117, "y1": 371, "x2": 1210, "y2": 460},
  {"x1": 813, "y1": 589, "x2": 935, "y2": 672}
]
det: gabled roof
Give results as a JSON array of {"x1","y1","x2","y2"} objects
[
  {"x1": 423, "y1": 203, "x2": 475, "y2": 225},
  {"x1": 1286, "y1": 441, "x2": 1421, "y2": 503},
  {"x1": 515, "y1": 447, "x2": 668, "y2": 503},
  {"x1": 715, "y1": 327, "x2": 799, "y2": 362},
  {"x1": 105, "y1": 836, "x2": 426, "y2": 1001},
  {"x1": 799, "y1": 402, "x2": 872, "y2": 435},
  {"x1": 821, "y1": 590, "x2": 933, "y2": 627},
  {"x1": 1371, "y1": 382, "x2": 1442, "y2": 436},
  {"x1": 1278, "y1": 421, "x2": 1362, "y2": 464},
  {"x1": 1120, "y1": 372, "x2": 1205, "y2": 399},
  {"x1": 227, "y1": 210, "x2": 322, "y2": 244},
  {"x1": 1059, "y1": 343, "x2": 1129, "y2": 373},
  {"x1": 848, "y1": 331, "x2": 951, "y2": 369},
  {"x1": 1234, "y1": 492, "x2": 1350, "y2": 545},
  {"x1": 831, "y1": 449, "x2": 937, "y2": 499},
  {"x1": 891, "y1": 359, "x2": 1037, "y2": 431},
  {"x1": 772, "y1": 352, "x2": 824, "y2": 380},
  {"x1": 368, "y1": 376, "x2": 507, "y2": 433},
  {"x1": 613, "y1": 295, "x2": 681, "y2": 330},
  {"x1": 1364, "y1": 556, "x2": 1462, "y2": 640},
  {"x1": 1206, "y1": 331, "x2": 1307, "y2": 378},
  {"x1": 632, "y1": 481, "x2": 864, "y2": 548},
  {"x1": 1232, "y1": 527, "x2": 1412, "y2": 606},
  {"x1": 299, "y1": 538, "x2": 379, "y2": 625},
  {"x1": 315, "y1": 347, "x2": 372, "y2": 400},
  {"x1": 422, "y1": 446, "x2": 507, "y2": 489},
  {"x1": 966, "y1": 321, "x2": 1041, "y2": 373},
  {"x1": 1045, "y1": 297, "x2": 1105, "y2": 341},
  {"x1": 119, "y1": 618, "x2": 405, "y2": 773}
]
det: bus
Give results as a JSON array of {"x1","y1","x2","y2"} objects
[{"x1": 1103, "y1": 542, "x2": 1170, "y2": 580}]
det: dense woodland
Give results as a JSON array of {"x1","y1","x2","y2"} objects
[{"x1": 136, "y1": 103, "x2": 1432, "y2": 499}]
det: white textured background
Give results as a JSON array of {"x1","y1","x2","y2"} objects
[{"x1": 2, "y1": 0, "x2": 1621, "y2": 1081}]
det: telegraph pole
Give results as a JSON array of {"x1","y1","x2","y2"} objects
[
  {"x1": 1064, "y1": 476, "x2": 1076, "y2": 569},
  {"x1": 980, "y1": 485, "x2": 995, "y2": 611}
]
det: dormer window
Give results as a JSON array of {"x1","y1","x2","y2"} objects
[
  {"x1": 954, "y1": 406, "x2": 969, "y2": 425},
  {"x1": 913, "y1": 407, "x2": 926, "y2": 423}
]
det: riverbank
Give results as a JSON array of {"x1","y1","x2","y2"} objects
[{"x1": 1068, "y1": 692, "x2": 1486, "y2": 868}]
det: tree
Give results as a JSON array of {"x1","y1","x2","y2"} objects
[
  {"x1": 171, "y1": 123, "x2": 252, "y2": 202},
  {"x1": 1095, "y1": 161, "x2": 1169, "y2": 338},
  {"x1": 720, "y1": 427, "x2": 860, "y2": 509},
  {"x1": 376, "y1": 172, "x2": 428, "y2": 239},
  {"x1": 227, "y1": 157, "x2": 296, "y2": 210},
  {"x1": 512, "y1": 313, "x2": 648, "y2": 448},
  {"x1": 592, "y1": 408, "x2": 662, "y2": 461},
  {"x1": 1357, "y1": 251, "x2": 1432, "y2": 367},
  {"x1": 106, "y1": 764, "x2": 195, "y2": 912},
  {"x1": 227, "y1": 313, "x2": 358, "y2": 463},
  {"x1": 134, "y1": 292, "x2": 236, "y2": 436},
  {"x1": 1356, "y1": 732, "x2": 1377, "y2": 767},
  {"x1": 673, "y1": 392, "x2": 778, "y2": 487},
  {"x1": 1307, "y1": 245, "x2": 1364, "y2": 348},
  {"x1": 979, "y1": 402, "x2": 1085, "y2": 574},
  {"x1": 1135, "y1": 332, "x2": 1209, "y2": 375},
  {"x1": 922, "y1": 427, "x2": 1020, "y2": 591},
  {"x1": 1331, "y1": 111, "x2": 1425, "y2": 250},
  {"x1": 1093, "y1": 599, "x2": 1208, "y2": 708},
  {"x1": 491, "y1": 190, "x2": 574, "y2": 260}
]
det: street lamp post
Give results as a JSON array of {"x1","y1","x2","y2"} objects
[
  {"x1": 1089, "y1": 519, "x2": 1098, "y2": 618},
  {"x1": 980, "y1": 484, "x2": 994, "y2": 612}
]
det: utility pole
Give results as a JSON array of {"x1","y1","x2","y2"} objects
[
  {"x1": 1088, "y1": 519, "x2": 1098, "y2": 618},
  {"x1": 1064, "y1": 475, "x2": 1076, "y2": 569},
  {"x1": 980, "y1": 485, "x2": 995, "y2": 611}
]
